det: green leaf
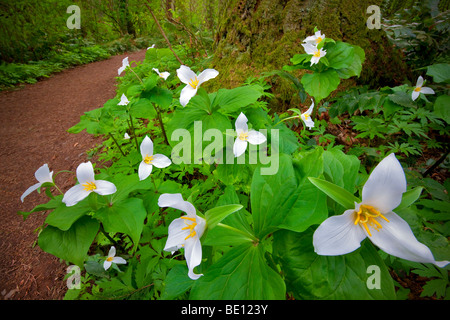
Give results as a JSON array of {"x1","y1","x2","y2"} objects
[
  {"x1": 336, "y1": 45, "x2": 365, "y2": 79},
  {"x1": 161, "y1": 264, "x2": 194, "y2": 300},
  {"x1": 308, "y1": 177, "x2": 360, "y2": 209},
  {"x1": 326, "y1": 41, "x2": 355, "y2": 70},
  {"x1": 273, "y1": 229, "x2": 396, "y2": 300},
  {"x1": 95, "y1": 198, "x2": 147, "y2": 250},
  {"x1": 301, "y1": 69, "x2": 341, "y2": 103},
  {"x1": 45, "y1": 196, "x2": 92, "y2": 231},
  {"x1": 18, "y1": 195, "x2": 62, "y2": 220},
  {"x1": 434, "y1": 95, "x2": 450, "y2": 124},
  {"x1": 142, "y1": 86, "x2": 173, "y2": 110},
  {"x1": 129, "y1": 98, "x2": 157, "y2": 119},
  {"x1": 426, "y1": 63, "x2": 450, "y2": 84},
  {"x1": 189, "y1": 243, "x2": 285, "y2": 299},
  {"x1": 395, "y1": 187, "x2": 423, "y2": 211},
  {"x1": 211, "y1": 85, "x2": 264, "y2": 114},
  {"x1": 205, "y1": 204, "x2": 243, "y2": 230},
  {"x1": 38, "y1": 216, "x2": 99, "y2": 266}
]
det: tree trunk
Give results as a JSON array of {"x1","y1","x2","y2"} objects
[{"x1": 211, "y1": 0, "x2": 411, "y2": 109}]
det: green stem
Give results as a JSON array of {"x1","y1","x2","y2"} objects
[
  {"x1": 109, "y1": 132, "x2": 125, "y2": 157},
  {"x1": 100, "y1": 223, "x2": 119, "y2": 247},
  {"x1": 156, "y1": 106, "x2": 169, "y2": 145},
  {"x1": 128, "y1": 112, "x2": 140, "y2": 152},
  {"x1": 216, "y1": 223, "x2": 259, "y2": 243},
  {"x1": 274, "y1": 115, "x2": 299, "y2": 126},
  {"x1": 128, "y1": 67, "x2": 144, "y2": 85}
]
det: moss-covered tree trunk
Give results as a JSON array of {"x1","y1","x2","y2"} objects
[{"x1": 211, "y1": 0, "x2": 411, "y2": 109}]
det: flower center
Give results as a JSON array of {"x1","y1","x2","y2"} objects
[
  {"x1": 304, "y1": 114, "x2": 310, "y2": 120},
  {"x1": 189, "y1": 77, "x2": 199, "y2": 89},
  {"x1": 239, "y1": 132, "x2": 249, "y2": 141},
  {"x1": 82, "y1": 181, "x2": 97, "y2": 192},
  {"x1": 144, "y1": 155, "x2": 154, "y2": 164},
  {"x1": 354, "y1": 205, "x2": 389, "y2": 237},
  {"x1": 313, "y1": 50, "x2": 321, "y2": 58},
  {"x1": 181, "y1": 216, "x2": 197, "y2": 240},
  {"x1": 316, "y1": 37, "x2": 323, "y2": 43},
  {"x1": 414, "y1": 86, "x2": 422, "y2": 92},
  {"x1": 106, "y1": 257, "x2": 114, "y2": 262}
]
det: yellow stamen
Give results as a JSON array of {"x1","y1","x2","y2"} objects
[
  {"x1": 414, "y1": 87, "x2": 422, "y2": 92},
  {"x1": 181, "y1": 216, "x2": 197, "y2": 240},
  {"x1": 82, "y1": 181, "x2": 97, "y2": 191},
  {"x1": 239, "y1": 132, "x2": 249, "y2": 141},
  {"x1": 313, "y1": 50, "x2": 321, "y2": 58},
  {"x1": 144, "y1": 155, "x2": 154, "y2": 164},
  {"x1": 106, "y1": 257, "x2": 114, "y2": 262},
  {"x1": 189, "y1": 76, "x2": 199, "y2": 89},
  {"x1": 354, "y1": 205, "x2": 390, "y2": 237},
  {"x1": 304, "y1": 114, "x2": 310, "y2": 120},
  {"x1": 316, "y1": 37, "x2": 323, "y2": 43}
]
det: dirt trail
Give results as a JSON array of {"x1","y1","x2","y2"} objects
[{"x1": 0, "y1": 49, "x2": 147, "y2": 300}]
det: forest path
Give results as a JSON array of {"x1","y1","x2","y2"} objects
[{"x1": 0, "y1": 49, "x2": 147, "y2": 300}]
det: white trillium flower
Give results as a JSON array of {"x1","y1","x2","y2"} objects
[
  {"x1": 62, "y1": 161, "x2": 117, "y2": 207},
  {"x1": 313, "y1": 153, "x2": 449, "y2": 268},
  {"x1": 302, "y1": 42, "x2": 327, "y2": 66},
  {"x1": 303, "y1": 30, "x2": 326, "y2": 45},
  {"x1": 138, "y1": 136, "x2": 171, "y2": 181},
  {"x1": 124, "y1": 132, "x2": 130, "y2": 140},
  {"x1": 147, "y1": 44, "x2": 156, "y2": 49},
  {"x1": 118, "y1": 57, "x2": 129, "y2": 76},
  {"x1": 159, "y1": 193, "x2": 206, "y2": 280},
  {"x1": 103, "y1": 246, "x2": 127, "y2": 271},
  {"x1": 233, "y1": 112, "x2": 267, "y2": 157},
  {"x1": 412, "y1": 76, "x2": 435, "y2": 101},
  {"x1": 153, "y1": 68, "x2": 170, "y2": 80},
  {"x1": 301, "y1": 99, "x2": 315, "y2": 129},
  {"x1": 21, "y1": 164, "x2": 54, "y2": 202},
  {"x1": 118, "y1": 93, "x2": 129, "y2": 106},
  {"x1": 177, "y1": 65, "x2": 219, "y2": 107}
]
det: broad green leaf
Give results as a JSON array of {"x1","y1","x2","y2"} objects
[
  {"x1": 189, "y1": 243, "x2": 285, "y2": 299},
  {"x1": 322, "y1": 148, "x2": 360, "y2": 193},
  {"x1": 142, "y1": 86, "x2": 173, "y2": 110},
  {"x1": 326, "y1": 41, "x2": 355, "y2": 70},
  {"x1": 426, "y1": 63, "x2": 450, "y2": 84},
  {"x1": 434, "y1": 95, "x2": 450, "y2": 124},
  {"x1": 395, "y1": 187, "x2": 423, "y2": 211},
  {"x1": 67, "y1": 107, "x2": 114, "y2": 135},
  {"x1": 211, "y1": 85, "x2": 264, "y2": 114},
  {"x1": 336, "y1": 45, "x2": 365, "y2": 79},
  {"x1": 273, "y1": 229, "x2": 396, "y2": 300},
  {"x1": 205, "y1": 204, "x2": 243, "y2": 230},
  {"x1": 95, "y1": 197, "x2": 147, "y2": 249},
  {"x1": 308, "y1": 177, "x2": 360, "y2": 209},
  {"x1": 45, "y1": 196, "x2": 92, "y2": 231},
  {"x1": 18, "y1": 195, "x2": 62, "y2": 220},
  {"x1": 38, "y1": 216, "x2": 99, "y2": 266},
  {"x1": 129, "y1": 98, "x2": 157, "y2": 119},
  {"x1": 301, "y1": 69, "x2": 341, "y2": 103},
  {"x1": 161, "y1": 264, "x2": 194, "y2": 300}
]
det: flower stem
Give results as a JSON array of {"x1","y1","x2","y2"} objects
[
  {"x1": 99, "y1": 223, "x2": 119, "y2": 247},
  {"x1": 128, "y1": 113, "x2": 140, "y2": 152},
  {"x1": 128, "y1": 67, "x2": 144, "y2": 85},
  {"x1": 156, "y1": 106, "x2": 169, "y2": 145},
  {"x1": 109, "y1": 133, "x2": 125, "y2": 157}
]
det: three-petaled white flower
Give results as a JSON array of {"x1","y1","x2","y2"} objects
[
  {"x1": 302, "y1": 42, "x2": 327, "y2": 66},
  {"x1": 313, "y1": 153, "x2": 449, "y2": 268},
  {"x1": 118, "y1": 93, "x2": 129, "y2": 106},
  {"x1": 118, "y1": 57, "x2": 129, "y2": 76},
  {"x1": 233, "y1": 112, "x2": 267, "y2": 157},
  {"x1": 303, "y1": 30, "x2": 326, "y2": 46},
  {"x1": 103, "y1": 246, "x2": 127, "y2": 270},
  {"x1": 177, "y1": 65, "x2": 219, "y2": 107},
  {"x1": 62, "y1": 161, "x2": 117, "y2": 207},
  {"x1": 159, "y1": 193, "x2": 206, "y2": 280},
  {"x1": 124, "y1": 132, "x2": 130, "y2": 140},
  {"x1": 138, "y1": 136, "x2": 171, "y2": 181},
  {"x1": 147, "y1": 44, "x2": 155, "y2": 50},
  {"x1": 412, "y1": 76, "x2": 435, "y2": 101},
  {"x1": 301, "y1": 99, "x2": 315, "y2": 129},
  {"x1": 21, "y1": 164, "x2": 54, "y2": 202},
  {"x1": 153, "y1": 68, "x2": 170, "y2": 80}
]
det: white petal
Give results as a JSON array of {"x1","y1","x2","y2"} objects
[
  {"x1": 235, "y1": 112, "x2": 248, "y2": 134},
  {"x1": 247, "y1": 130, "x2": 266, "y2": 145},
  {"x1": 140, "y1": 136, "x2": 153, "y2": 158},
  {"x1": 180, "y1": 85, "x2": 197, "y2": 107},
  {"x1": 303, "y1": 35, "x2": 317, "y2": 43},
  {"x1": 20, "y1": 182, "x2": 42, "y2": 202},
  {"x1": 113, "y1": 257, "x2": 127, "y2": 265},
  {"x1": 416, "y1": 76, "x2": 424, "y2": 88},
  {"x1": 302, "y1": 42, "x2": 317, "y2": 55},
  {"x1": 184, "y1": 237, "x2": 203, "y2": 280},
  {"x1": 118, "y1": 93, "x2": 129, "y2": 105},
  {"x1": 138, "y1": 161, "x2": 153, "y2": 181},
  {"x1": 94, "y1": 180, "x2": 117, "y2": 196},
  {"x1": 160, "y1": 72, "x2": 170, "y2": 80},
  {"x1": 177, "y1": 65, "x2": 197, "y2": 84},
  {"x1": 412, "y1": 90, "x2": 420, "y2": 101},
  {"x1": 35, "y1": 164, "x2": 53, "y2": 183},
  {"x1": 420, "y1": 87, "x2": 435, "y2": 95},
  {"x1": 62, "y1": 184, "x2": 91, "y2": 207},
  {"x1": 361, "y1": 153, "x2": 406, "y2": 213},
  {"x1": 152, "y1": 154, "x2": 172, "y2": 168},
  {"x1": 197, "y1": 68, "x2": 219, "y2": 85},
  {"x1": 124, "y1": 132, "x2": 130, "y2": 139},
  {"x1": 370, "y1": 212, "x2": 449, "y2": 267},
  {"x1": 233, "y1": 138, "x2": 248, "y2": 157},
  {"x1": 313, "y1": 209, "x2": 366, "y2": 256},
  {"x1": 76, "y1": 162, "x2": 95, "y2": 185},
  {"x1": 301, "y1": 116, "x2": 315, "y2": 129},
  {"x1": 108, "y1": 246, "x2": 116, "y2": 258},
  {"x1": 103, "y1": 260, "x2": 112, "y2": 270},
  {"x1": 118, "y1": 65, "x2": 126, "y2": 76},
  {"x1": 158, "y1": 193, "x2": 196, "y2": 216},
  {"x1": 164, "y1": 217, "x2": 191, "y2": 252}
]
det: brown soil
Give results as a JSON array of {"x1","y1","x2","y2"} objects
[{"x1": 0, "y1": 49, "x2": 147, "y2": 300}]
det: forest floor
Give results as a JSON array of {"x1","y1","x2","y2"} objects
[{"x1": 0, "y1": 49, "x2": 147, "y2": 300}]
